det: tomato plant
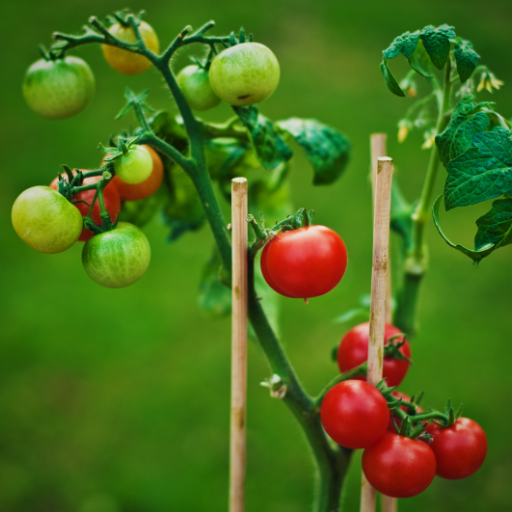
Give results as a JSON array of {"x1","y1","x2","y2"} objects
[
  {"x1": 23, "y1": 55, "x2": 94, "y2": 119},
  {"x1": 362, "y1": 433, "x2": 437, "y2": 498},
  {"x1": 337, "y1": 322, "x2": 411, "y2": 387},
  {"x1": 427, "y1": 418, "x2": 487, "y2": 479},
  {"x1": 320, "y1": 380, "x2": 389, "y2": 449},
  {"x1": 82, "y1": 222, "x2": 151, "y2": 288},
  {"x1": 113, "y1": 145, "x2": 153, "y2": 184},
  {"x1": 12, "y1": 186, "x2": 83, "y2": 253},
  {"x1": 112, "y1": 145, "x2": 164, "y2": 200},
  {"x1": 261, "y1": 224, "x2": 347, "y2": 299},
  {"x1": 50, "y1": 171, "x2": 121, "y2": 241},
  {"x1": 177, "y1": 64, "x2": 221, "y2": 111},
  {"x1": 209, "y1": 41, "x2": 280, "y2": 106}
]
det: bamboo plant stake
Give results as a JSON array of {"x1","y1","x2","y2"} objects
[
  {"x1": 360, "y1": 157, "x2": 394, "y2": 512},
  {"x1": 230, "y1": 178, "x2": 248, "y2": 512},
  {"x1": 370, "y1": 135, "x2": 396, "y2": 512}
]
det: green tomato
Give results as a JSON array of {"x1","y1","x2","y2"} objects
[
  {"x1": 12, "y1": 186, "x2": 83, "y2": 253},
  {"x1": 23, "y1": 56, "x2": 95, "y2": 119},
  {"x1": 113, "y1": 145, "x2": 153, "y2": 185},
  {"x1": 82, "y1": 222, "x2": 151, "y2": 288},
  {"x1": 177, "y1": 65, "x2": 221, "y2": 111},
  {"x1": 209, "y1": 42, "x2": 280, "y2": 106}
]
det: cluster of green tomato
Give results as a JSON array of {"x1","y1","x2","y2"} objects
[
  {"x1": 320, "y1": 325, "x2": 488, "y2": 499},
  {"x1": 15, "y1": 18, "x2": 282, "y2": 288}
]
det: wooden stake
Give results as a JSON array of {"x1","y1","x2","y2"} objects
[
  {"x1": 360, "y1": 157, "x2": 394, "y2": 512},
  {"x1": 230, "y1": 178, "x2": 248, "y2": 512}
]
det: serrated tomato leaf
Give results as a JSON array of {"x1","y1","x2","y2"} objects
[
  {"x1": 436, "y1": 101, "x2": 490, "y2": 167},
  {"x1": 444, "y1": 130, "x2": 512, "y2": 210},
  {"x1": 475, "y1": 198, "x2": 512, "y2": 250},
  {"x1": 380, "y1": 59, "x2": 405, "y2": 97},
  {"x1": 407, "y1": 39, "x2": 434, "y2": 78},
  {"x1": 420, "y1": 24, "x2": 455, "y2": 70},
  {"x1": 234, "y1": 106, "x2": 292, "y2": 170},
  {"x1": 455, "y1": 39, "x2": 480, "y2": 83},
  {"x1": 276, "y1": 118, "x2": 351, "y2": 185},
  {"x1": 383, "y1": 31, "x2": 420, "y2": 59},
  {"x1": 432, "y1": 195, "x2": 496, "y2": 263}
]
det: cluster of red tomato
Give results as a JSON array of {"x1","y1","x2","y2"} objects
[{"x1": 321, "y1": 325, "x2": 487, "y2": 498}]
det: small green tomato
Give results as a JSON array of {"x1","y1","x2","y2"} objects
[
  {"x1": 209, "y1": 42, "x2": 280, "y2": 106},
  {"x1": 82, "y1": 222, "x2": 151, "y2": 288},
  {"x1": 113, "y1": 145, "x2": 153, "y2": 185},
  {"x1": 23, "y1": 56, "x2": 95, "y2": 119},
  {"x1": 177, "y1": 65, "x2": 221, "y2": 111},
  {"x1": 12, "y1": 186, "x2": 83, "y2": 253}
]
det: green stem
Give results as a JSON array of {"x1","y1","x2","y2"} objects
[{"x1": 394, "y1": 58, "x2": 452, "y2": 334}]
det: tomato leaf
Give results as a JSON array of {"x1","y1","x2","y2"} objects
[
  {"x1": 444, "y1": 130, "x2": 512, "y2": 210},
  {"x1": 276, "y1": 118, "x2": 351, "y2": 185},
  {"x1": 234, "y1": 106, "x2": 292, "y2": 170},
  {"x1": 380, "y1": 59, "x2": 405, "y2": 97},
  {"x1": 475, "y1": 198, "x2": 512, "y2": 251},
  {"x1": 454, "y1": 39, "x2": 480, "y2": 83},
  {"x1": 407, "y1": 39, "x2": 434, "y2": 78},
  {"x1": 436, "y1": 100, "x2": 490, "y2": 167},
  {"x1": 383, "y1": 31, "x2": 420, "y2": 59},
  {"x1": 198, "y1": 249, "x2": 232, "y2": 319},
  {"x1": 432, "y1": 195, "x2": 497, "y2": 263},
  {"x1": 419, "y1": 24, "x2": 456, "y2": 70}
]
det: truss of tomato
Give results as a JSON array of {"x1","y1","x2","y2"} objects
[
  {"x1": 261, "y1": 225, "x2": 347, "y2": 299},
  {"x1": 362, "y1": 433, "x2": 437, "y2": 498},
  {"x1": 50, "y1": 171, "x2": 121, "y2": 241},
  {"x1": 320, "y1": 379, "x2": 389, "y2": 449},
  {"x1": 337, "y1": 322, "x2": 411, "y2": 387},
  {"x1": 111, "y1": 145, "x2": 164, "y2": 200},
  {"x1": 387, "y1": 391, "x2": 423, "y2": 432},
  {"x1": 427, "y1": 417, "x2": 487, "y2": 479}
]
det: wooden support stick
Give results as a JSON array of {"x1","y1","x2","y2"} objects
[
  {"x1": 360, "y1": 157, "x2": 394, "y2": 512},
  {"x1": 230, "y1": 178, "x2": 248, "y2": 512}
]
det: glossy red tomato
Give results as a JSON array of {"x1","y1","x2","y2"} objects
[
  {"x1": 261, "y1": 225, "x2": 347, "y2": 299},
  {"x1": 362, "y1": 433, "x2": 436, "y2": 498},
  {"x1": 427, "y1": 418, "x2": 487, "y2": 479},
  {"x1": 337, "y1": 322, "x2": 411, "y2": 387},
  {"x1": 387, "y1": 391, "x2": 423, "y2": 432},
  {"x1": 112, "y1": 145, "x2": 164, "y2": 200},
  {"x1": 320, "y1": 380, "x2": 389, "y2": 449},
  {"x1": 50, "y1": 171, "x2": 121, "y2": 241}
]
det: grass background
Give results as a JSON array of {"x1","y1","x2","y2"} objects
[{"x1": 1, "y1": 0, "x2": 512, "y2": 510}]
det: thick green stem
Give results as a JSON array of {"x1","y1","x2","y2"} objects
[{"x1": 394, "y1": 58, "x2": 452, "y2": 334}]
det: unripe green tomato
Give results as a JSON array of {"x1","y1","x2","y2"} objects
[
  {"x1": 12, "y1": 186, "x2": 83, "y2": 253},
  {"x1": 82, "y1": 222, "x2": 151, "y2": 288},
  {"x1": 113, "y1": 146, "x2": 153, "y2": 184},
  {"x1": 209, "y1": 42, "x2": 280, "y2": 106},
  {"x1": 177, "y1": 65, "x2": 221, "y2": 111},
  {"x1": 23, "y1": 56, "x2": 95, "y2": 119}
]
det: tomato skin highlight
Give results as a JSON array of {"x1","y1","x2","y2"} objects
[
  {"x1": 337, "y1": 322, "x2": 411, "y2": 387},
  {"x1": 23, "y1": 56, "x2": 95, "y2": 119},
  {"x1": 261, "y1": 225, "x2": 347, "y2": 299},
  {"x1": 82, "y1": 222, "x2": 151, "y2": 288},
  {"x1": 363, "y1": 433, "x2": 437, "y2": 498},
  {"x1": 177, "y1": 65, "x2": 221, "y2": 111},
  {"x1": 209, "y1": 42, "x2": 280, "y2": 106},
  {"x1": 49, "y1": 171, "x2": 121, "y2": 242},
  {"x1": 12, "y1": 186, "x2": 83, "y2": 253},
  {"x1": 320, "y1": 380, "x2": 389, "y2": 449},
  {"x1": 112, "y1": 145, "x2": 164, "y2": 200},
  {"x1": 102, "y1": 21, "x2": 159, "y2": 75},
  {"x1": 427, "y1": 418, "x2": 487, "y2": 479}
]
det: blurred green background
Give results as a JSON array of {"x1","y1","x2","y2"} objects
[{"x1": 1, "y1": 0, "x2": 512, "y2": 511}]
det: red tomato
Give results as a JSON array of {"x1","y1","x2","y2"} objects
[
  {"x1": 337, "y1": 322, "x2": 411, "y2": 387},
  {"x1": 387, "y1": 391, "x2": 423, "y2": 432},
  {"x1": 320, "y1": 380, "x2": 389, "y2": 449},
  {"x1": 111, "y1": 145, "x2": 164, "y2": 200},
  {"x1": 427, "y1": 418, "x2": 487, "y2": 479},
  {"x1": 260, "y1": 225, "x2": 347, "y2": 299},
  {"x1": 362, "y1": 433, "x2": 437, "y2": 498},
  {"x1": 50, "y1": 171, "x2": 121, "y2": 242}
]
